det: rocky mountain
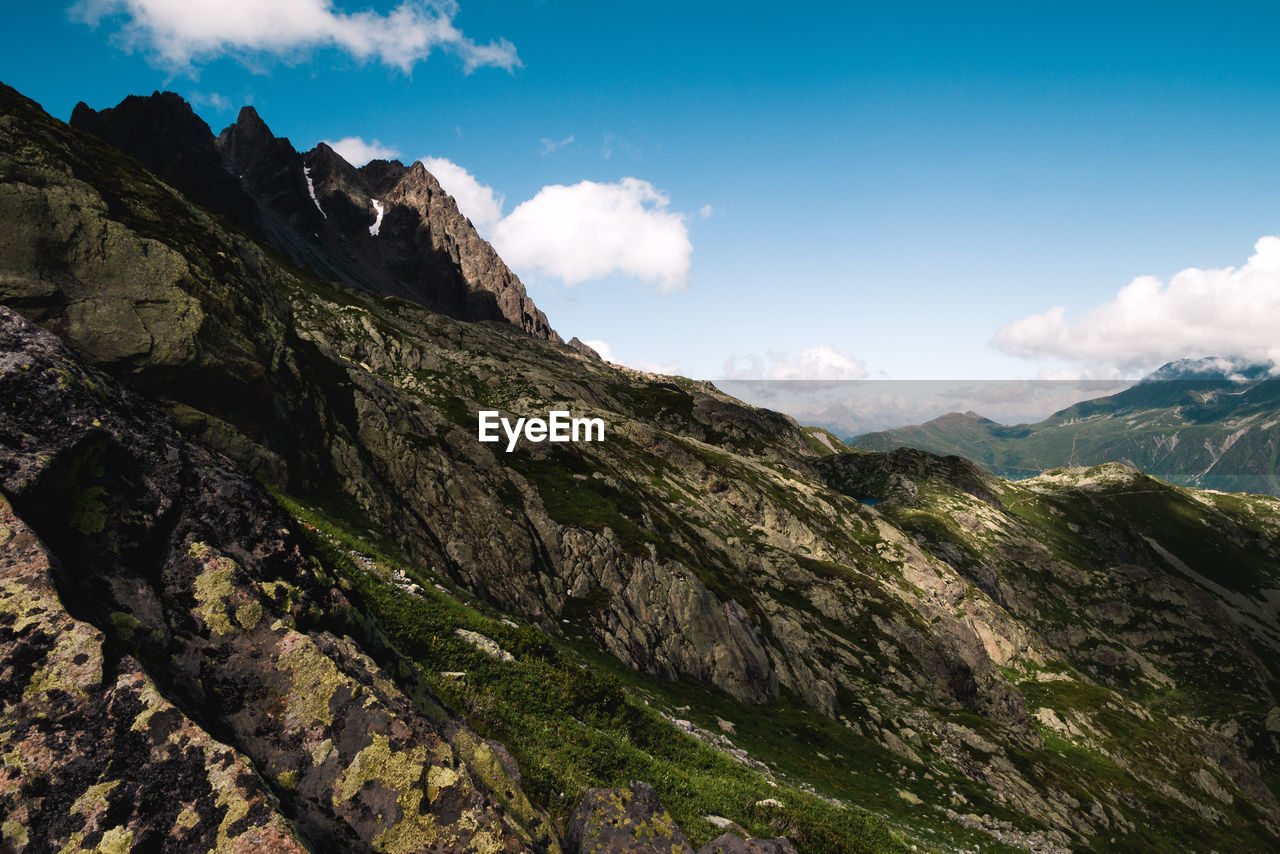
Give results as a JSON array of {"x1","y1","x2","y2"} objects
[
  {"x1": 4, "y1": 80, "x2": 1280, "y2": 853},
  {"x1": 70, "y1": 90, "x2": 558, "y2": 342},
  {"x1": 853, "y1": 363, "x2": 1280, "y2": 496}
]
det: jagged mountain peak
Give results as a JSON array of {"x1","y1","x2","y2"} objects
[
  {"x1": 71, "y1": 89, "x2": 203, "y2": 133},
  {"x1": 69, "y1": 88, "x2": 558, "y2": 341},
  {"x1": 70, "y1": 90, "x2": 260, "y2": 229},
  {"x1": 224, "y1": 105, "x2": 276, "y2": 147},
  {"x1": 355, "y1": 157, "x2": 409, "y2": 193}
]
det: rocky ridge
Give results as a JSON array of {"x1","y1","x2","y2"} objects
[
  {"x1": 70, "y1": 90, "x2": 558, "y2": 342},
  {"x1": 4, "y1": 80, "x2": 1280, "y2": 852}
]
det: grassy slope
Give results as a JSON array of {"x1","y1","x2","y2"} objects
[
  {"x1": 285, "y1": 284, "x2": 1280, "y2": 853},
  {"x1": 861, "y1": 465, "x2": 1280, "y2": 852},
  {"x1": 275, "y1": 492, "x2": 922, "y2": 854}
]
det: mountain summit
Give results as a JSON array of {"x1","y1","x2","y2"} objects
[
  {"x1": 1141, "y1": 355, "x2": 1276, "y2": 383},
  {"x1": 71, "y1": 91, "x2": 558, "y2": 341}
]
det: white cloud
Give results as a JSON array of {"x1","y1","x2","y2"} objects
[
  {"x1": 993, "y1": 236, "x2": 1280, "y2": 375},
  {"x1": 633, "y1": 357, "x2": 681, "y2": 375},
  {"x1": 416, "y1": 159, "x2": 693, "y2": 289},
  {"x1": 582, "y1": 339, "x2": 614, "y2": 362},
  {"x1": 722, "y1": 346, "x2": 869, "y2": 381},
  {"x1": 418, "y1": 156, "x2": 505, "y2": 229},
  {"x1": 70, "y1": 0, "x2": 520, "y2": 74},
  {"x1": 540, "y1": 134, "x2": 574, "y2": 154},
  {"x1": 187, "y1": 90, "x2": 230, "y2": 111},
  {"x1": 325, "y1": 136, "x2": 400, "y2": 166},
  {"x1": 699, "y1": 204, "x2": 713, "y2": 219},
  {"x1": 491, "y1": 178, "x2": 692, "y2": 290},
  {"x1": 578, "y1": 339, "x2": 677, "y2": 374}
]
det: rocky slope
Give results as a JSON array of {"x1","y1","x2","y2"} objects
[
  {"x1": 0, "y1": 307, "x2": 560, "y2": 853},
  {"x1": 852, "y1": 364, "x2": 1280, "y2": 496},
  {"x1": 4, "y1": 80, "x2": 1280, "y2": 853}
]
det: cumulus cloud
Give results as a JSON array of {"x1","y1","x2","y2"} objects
[
  {"x1": 325, "y1": 136, "x2": 400, "y2": 166},
  {"x1": 577, "y1": 339, "x2": 677, "y2": 374},
  {"x1": 70, "y1": 0, "x2": 520, "y2": 73},
  {"x1": 540, "y1": 134, "x2": 574, "y2": 154},
  {"x1": 993, "y1": 236, "x2": 1280, "y2": 376},
  {"x1": 419, "y1": 156, "x2": 505, "y2": 228},
  {"x1": 633, "y1": 357, "x2": 681, "y2": 375},
  {"x1": 721, "y1": 346, "x2": 869, "y2": 381},
  {"x1": 417, "y1": 160, "x2": 693, "y2": 288},
  {"x1": 491, "y1": 178, "x2": 692, "y2": 290},
  {"x1": 582, "y1": 339, "x2": 614, "y2": 362},
  {"x1": 699, "y1": 204, "x2": 713, "y2": 219}
]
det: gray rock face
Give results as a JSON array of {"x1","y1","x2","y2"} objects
[
  {"x1": 567, "y1": 781, "x2": 693, "y2": 854},
  {"x1": 557, "y1": 527, "x2": 777, "y2": 702},
  {"x1": 696, "y1": 834, "x2": 798, "y2": 854},
  {"x1": 71, "y1": 92, "x2": 262, "y2": 232},
  {"x1": 336, "y1": 155, "x2": 559, "y2": 341},
  {"x1": 0, "y1": 306, "x2": 561, "y2": 853},
  {"x1": 568, "y1": 337, "x2": 602, "y2": 360},
  {"x1": 0, "y1": 495, "x2": 311, "y2": 854}
]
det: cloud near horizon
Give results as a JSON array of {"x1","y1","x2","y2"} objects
[
  {"x1": 325, "y1": 136, "x2": 400, "y2": 166},
  {"x1": 993, "y1": 236, "x2": 1280, "y2": 376},
  {"x1": 721, "y1": 346, "x2": 869, "y2": 381},
  {"x1": 582, "y1": 339, "x2": 679, "y2": 375},
  {"x1": 70, "y1": 0, "x2": 520, "y2": 73},
  {"x1": 423, "y1": 161, "x2": 693, "y2": 290}
]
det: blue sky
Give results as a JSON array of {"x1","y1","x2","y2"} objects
[{"x1": 4, "y1": 1, "x2": 1280, "y2": 392}]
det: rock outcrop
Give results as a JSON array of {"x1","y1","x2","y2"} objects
[
  {"x1": 0, "y1": 306, "x2": 561, "y2": 852},
  {"x1": 567, "y1": 781, "x2": 693, "y2": 854},
  {"x1": 0, "y1": 495, "x2": 310, "y2": 853},
  {"x1": 568, "y1": 337, "x2": 602, "y2": 360},
  {"x1": 565, "y1": 783, "x2": 798, "y2": 854}
]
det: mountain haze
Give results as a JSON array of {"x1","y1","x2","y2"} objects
[{"x1": 854, "y1": 362, "x2": 1280, "y2": 496}]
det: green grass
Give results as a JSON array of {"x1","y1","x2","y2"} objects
[
  {"x1": 802, "y1": 426, "x2": 852, "y2": 457},
  {"x1": 274, "y1": 492, "x2": 912, "y2": 854},
  {"x1": 504, "y1": 445, "x2": 665, "y2": 557}
]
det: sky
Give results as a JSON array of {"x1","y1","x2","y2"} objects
[{"x1": 3, "y1": 1, "x2": 1280, "y2": 430}]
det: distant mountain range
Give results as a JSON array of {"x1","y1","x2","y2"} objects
[{"x1": 852, "y1": 357, "x2": 1280, "y2": 495}]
